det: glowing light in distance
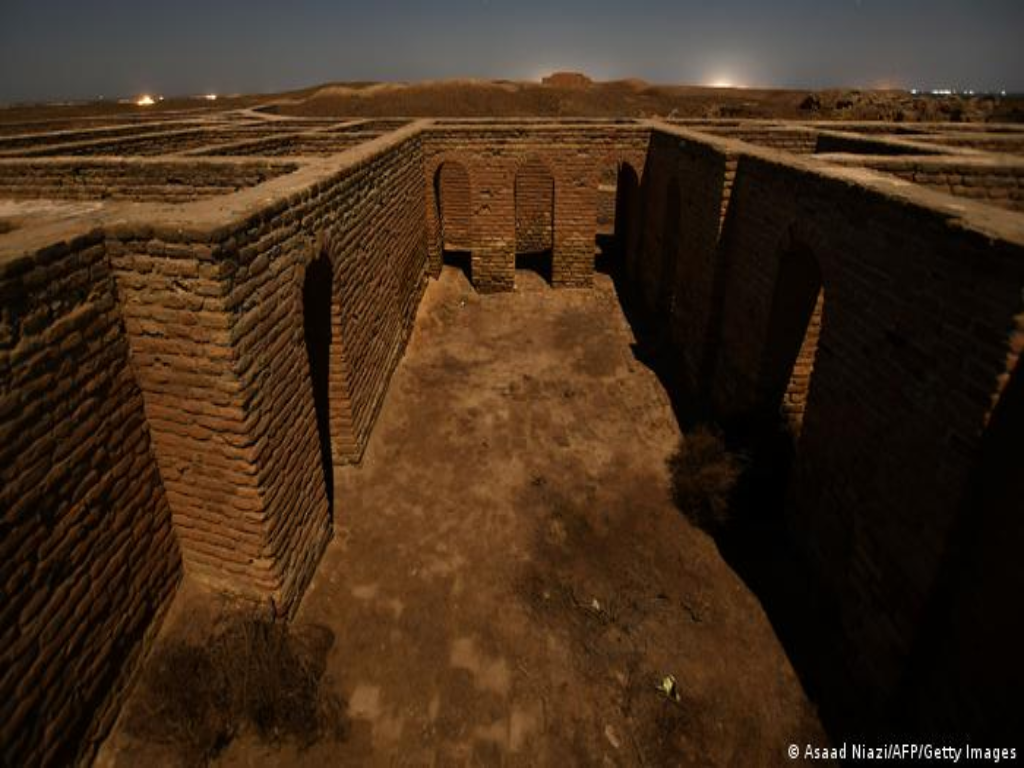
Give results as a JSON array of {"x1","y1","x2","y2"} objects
[
  {"x1": 135, "y1": 94, "x2": 155, "y2": 106},
  {"x1": 204, "y1": 93, "x2": 218, "y2": 101},
  {"x1": 707, "y1": 77, "x2": 745, "y2": 89}
]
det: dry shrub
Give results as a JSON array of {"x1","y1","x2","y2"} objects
[
  {"x1": 668, "y1": 425, "x2": 743, "y2": 531},
  {"x1": 126, "y1": 615, "x2": 347, "y2": 765}
]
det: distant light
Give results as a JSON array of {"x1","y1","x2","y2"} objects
[
  {"x1": 930, "y1": 88, "x2": 953, "y2": 96},
  {"x1": 707, "y1": 76, "x2": 745, "y2": 89},
  {"x1": 204, "y1": 93, "x2": 218, "y2": 101},
  {"x1": 1001, "y1": 90, "x2": 1007, "y2": 96},
  {"x1": 135, "y1": 94, "x2": 155, "y2": 106},
  {"x1": 910, "y1": 88, "x2": 918, "y2": 95}
]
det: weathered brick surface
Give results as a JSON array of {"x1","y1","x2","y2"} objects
[
  {"x1": 0, "y1": 235, "x2": 181, "y2": 766},
  {"x1": 0, "y1": 158, "x2": 297, "y2": 202},
  {"x1": 706, "y1": 151, "x2": 1024, "y2": 710},
  {"x1": 434, "y1": 160, "x2": 472, "y2": 251},
  {"x1": 423, "y1": 124, "x2": 649, "y2": 290},
  {"x1": 514, "y1": 156, "x2": 555, "y2": 255},
  {"x1": 104, "y1": 133, "x2": 428, "y2": 613},
  {"x1": 629, "y1": 129, "x2": 736, "y2": 391},
  {"x1": 825, "y1": 155, "x2": 1024, "y2": 213},
  {"x1": 2, "y1": 115, "x2": 1023, "y2": 761}
]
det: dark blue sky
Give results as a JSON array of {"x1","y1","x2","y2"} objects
[{"x1": 1, "y1": 0, "x2": 1021, "y2": 103}]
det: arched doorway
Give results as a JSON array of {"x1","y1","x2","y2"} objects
[
  {"x1": 303, "y1": 251, "x2": 334, "y2": 507},
  {"x1": 657, "y1": 177, "x2": 682, "y2": 318},
  {"x1": 759, "y1": 242, "x2": 825, "y2": 436},
  {"x1": 434, "y1": 161, "x2": 472, "y2": 280},
  {"x1": 601, "y1": 161, "x2": 639, "y2": 274},
  {"x1": 514, "y1": 156, "x2": 554, "y2": 284}
]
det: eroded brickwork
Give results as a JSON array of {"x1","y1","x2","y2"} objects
[
  {"x1": 0, "y1": 235, "x2": 181, "y2": 766},
  {"x1": 2, "y1": 112, "x2": 1022, "y2": 761},
  {"x1": 423, "y1": 123, "x2": 649, "y2": 290}
]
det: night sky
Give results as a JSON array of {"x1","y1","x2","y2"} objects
[{"x1": 1, "y1": 0, "x2": 1021, "y2": 103}]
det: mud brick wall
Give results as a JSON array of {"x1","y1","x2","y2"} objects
[
  {"x1": 0, "y1": 122, "x2": 200, "y2": 154},
  {"x1": 0, "y1": 159, "x2": 297, "y2": 202},
  {"x1": 197, "y1": 134, "x2": 380, "y2": 158},
  {"x1": 595, "y1": 164, "x2": 618, "y2": 234},
  {"x1": 695, "y1": 125, "x2": 818, "y2": 154},
  {"x1": 105, "y1": 230, "x2": 280, "y2": 602},
  {"x1": 423, "y1": 124, "x2": 650, "y2": 290},
  {"x1": 11, "y1": 128, "x2": 286, "y2": 158},
  {"x1": 435, "y1": 161, "x2": 472, "y2": 250},
  {"x1": 901, "y1": 360, "x2": 1024, "y2": 739},
  {"x1": 514, "y1": 155, "x2": 554, "y2": 253},
  {"x1": 839, "y1": 157, "x2": 1024, "y2": 213},
  {"x1": 0, "y1": 235, "x2": 181, "y2": 766},
  {"x1": 814, "y1": 131, "x2": 941, "y2": 156},
  {"x1": 910, "y1": 133, "x2": 1024, "y2": 156},
  {"x1": 221, "y1": 132, "x2": 428, "y2": 602},
  {"x1": 106, "y1": 132, "x2": 429, "y2": 613},
  {"x1": 709, "y1": 153, "x2": 1024, "y2": 715},
  {"x1": 296, "y1": 134, "x2": 428, "y2": 465},
  {"x1": 630, "y1": 128, "x2": 737, "y2": 391}
]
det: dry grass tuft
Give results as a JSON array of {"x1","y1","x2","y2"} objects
[
  {"x1": 668, "y1": 425, "x2": 743, "y2": 531},
  {"x1": 126, "y1": 615, "x2": 347, "y2": 765}
]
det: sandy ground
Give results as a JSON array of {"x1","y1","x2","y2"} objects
[{"x1": 100, "y1": 267, "x2": 827, "y2": 766}]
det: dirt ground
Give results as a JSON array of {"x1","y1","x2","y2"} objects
[{"x1": 99, "y1": 266, "x2": 828, "y2": 766}]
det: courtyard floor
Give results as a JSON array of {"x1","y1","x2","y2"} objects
[{"x1": 99, "y1": 266, "x2": 827, "y2": 766}]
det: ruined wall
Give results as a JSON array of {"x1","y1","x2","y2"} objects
[
  {"x1": 108, "y1": 131, "x2": 428, "y2": 612},
  {"x1": 435, "y1": 161, "x2": 472, "y2": 250},
  {"x1": 825, "y1": 156, "x2": 1024, "y2": 213},
  {"x1": 814, "y1": 132, "x2": 941, "y2": 156},
  {"x1": 106, "y1": 228, "x2": 276, "y2": 602},
  {"x1": 595, "y1": 164, "x2": 618, "y2": 234},
  {"x1": 901, "y1": 361, "x2": 1023, "y2": 739},
  {"x1": 0, "y1": 234, "x2": 181, "y2": 766},
  {"x1": 692, "y1": 125, "x2": 818, "y2": 154},
  {"x1": 3, "y1": 116, "x2": 1023, "y2": 763},
  {"x1": 423, "y1": 124, "x2": 649, "y2": 290},
  {"x1": 195, "y1": 134, "x2": 379, "y2": 157},
  {"x1": 0, "y1": 122, "x2": 199, "y2": 153},
  {"x1": 514, "y1": 156, "x2": 555, "y2": 254},
  {"x1": 0, "y1": 159, "x2": 296, "y2": 202},
  {"x1": 910, "y1": 133, "x2": 1024, "y2": 156},
  {"x1": 630, "y1": 128, "x2": 737, "y2": 390},
  {"x1": 710, "y1": 152, "x2": 1024, "y2": 713}
]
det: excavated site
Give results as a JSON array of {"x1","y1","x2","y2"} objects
[{"x1": 2, "y1": 109, "x2": 1023, "y2": 765}]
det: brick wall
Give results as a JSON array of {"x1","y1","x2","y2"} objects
[
  {"x1": 423, "y1": 124, "x2": 650, "y2": 291},
  {"x1": 693, "y1": 125, "x2": 819, "y2": 154},
  {"x1": 0, "y1": 234, "x2": 181, "y2": 766},
  {"x1": 709, "y1": 151, "x2": 1024, "y2": 713},
  {"x1": 814, "y1": 131, "x2": 942, "y2": 156},
  {"x1": 629, "y1": 127, "x2": 736, "y2": 391},
  {"x1": 822, "y1": 155, "x2": 1024, "y2": 213},
  {"x1": 2, "y1": 117, "x2": 1022, "y2": 761},
  {"x1": 107, "y1": 132, "x2": 428, "y2": 613},
  {"x1": 514, "y1": 156, "x2": 555, "y2": 255},
  {"x1": 434, "y1": 160, "x2": 472, "y2": 251},
  {"x1": 0, "y1": 159, "x2": 296, "y2": 202}
]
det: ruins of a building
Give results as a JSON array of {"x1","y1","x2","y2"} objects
[{"x1": 1, "y1": 111, "x2": 1022, "y2": 764}]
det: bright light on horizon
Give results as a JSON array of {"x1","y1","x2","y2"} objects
[
  {"x1": 707, "y1": 77, "x2": 746, "y2": 89},
  {"x1": 135, "y1": 94, "x2": 155, "y2": 106},
  {"x1": 204, "y1": 93, "x2": 218, "y2": 101}
]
